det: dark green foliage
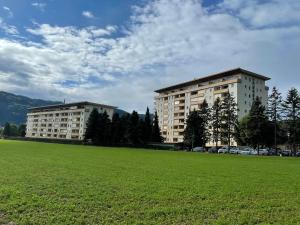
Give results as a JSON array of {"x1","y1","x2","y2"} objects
[
  {"x1": 198, "y1": 100, "x2": 211, "y2": 146},
  {"x1": 268, "y1": 87, "x2": 283, "y2": 153},
  {"x1": 211, "y1": 98, "x2": 222, "y2": 148},
  {"x1": 128, "y1": 111, "x2": 141, "y2": 145},
  {"x1": 84, "y1": 108, "x2": 99, "y2": 143},
  {"x1": 282, "y1": 88, "x2": 300, "y2": 155},
  {"x1": 95, "y1": 111, "x2": 111, "y2": 146},
  {"x1": 151, "y1": 111, "x2": 163, "y2": 143},
  {"x1": 110, "y1": 113, "x2": 123, "y2": 144},
  {"x1": 184, "y1": 110, "x2": 205, "y2": 149},
  {"x1": 143, "y1": 107, "x2": 152, "y2": 143},
  {"x1": 2, "y1": 122, "x2": 22, "y2": 137},
  {"x1": 246, "y1": 97, "x2": 269, "y2": 152},
  {"x1": 220, "y1": 94, "x2": 238, "y2": 149}
]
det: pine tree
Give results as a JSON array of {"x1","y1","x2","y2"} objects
[
  {"x1": 246, "y1": 97, "x2": 269, "y2": 154},
  {"x1": 268, "y1": 87, "x2": 283, "y2": 154},
  {"x1": 152, "y1": 111, "x2": 163, "y2": 143},
  {"x1": 18, "y1": 124, "x2": 26, "y2": 137},
  {"x1": 282, "y1": 88, "x2": 300, "y2": 156},
  {"x1": 220, "y1": 93, "x2": 238, "y2": 150},
  {"x1": 111, "y1": 113, "x2": 123, "y2": 145},
  {"x1": 198, "y1": 100, "x2": 211, "y2": 147},
  {"x1": 128, "y1": 111, "x2": 140, "y2": 145},
  {"x1": 95, "y1": 111, "x2": 111, "y2": 146},
  {"x1": 211, "y1": 97, "x2": 222, "y2": 148},
  {"x1": 183, "y1": 110, "x2": 205, "y2": 149},
  {"x1": 3, "y1": 123, "x2": 11, "y2": 137},
  {"x1": 144, "y1": 107, "x2": 152, "y2": 143},
  {"x1": 84, "y1": 108, "x2": 99, "y2": 143}
]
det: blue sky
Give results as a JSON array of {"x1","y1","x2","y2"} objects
[{"x1": 0, "y1": 0, "x2": 300, "y2": 112}]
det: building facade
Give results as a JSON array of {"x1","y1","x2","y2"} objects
[
  {"x1": 154, "y1": 68, "x2": 270, "y2": 143},
  {"x1": 26, "y1": 102, "x2": 116, "y2": 140}
]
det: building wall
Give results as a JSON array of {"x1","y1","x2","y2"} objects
[
  {"x1": 26, "y1": 105, "x2": 114, "y2": 140},
  {"x1": 155, "y1": 72, "x2": 269, "y2": 144}
]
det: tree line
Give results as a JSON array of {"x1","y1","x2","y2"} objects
[
  {"x1": 184, "y1": 87, "x2": 300, "y2": 156},
  {"x1": 1, "y1": 123, "x2": 26, "y2": 137},
  {"x1": 84, "y1": 107, "x2": 163, "y2": 146}
]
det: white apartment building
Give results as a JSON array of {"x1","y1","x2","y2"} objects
[
  {"x1": 154, "y1": 68, "x2": 270, "y2": 143},
  {"x1": 26, "y1": 102, "x2": 116, "y2": 140}
]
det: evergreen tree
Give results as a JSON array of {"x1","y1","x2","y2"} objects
[
  {"x1": 111, "y1": 113, "x2": 123, "y2": 145},
  {"x1": 282, "y1": 88, "x2": 300, "y2": 155},
  {"x1": 211, "y1": 97, "x2": 222, "y2": 148},
  {"x1": 128, "y1": 111, "x2": 140, "y2": 145},
  {"x1": 246, "y1": 97, "x2": 269, "y2": 154},
  {"x1": 121, "y1": 113, "x2": 130, "y2": 144},
  {"x1": 268, "y1": 86, "x2": 283, "y2": 153},
  {"x1": 152, "y1": 111, "x2": 163, "y2": 143},
  {"x1": 95, "y1": 111, "x2": 111, "y2": 146},
  {"x1": 84, "y1": 108, "x2": 99, "y2": 143},
  {"x1": 220, "y1": 93, "x2": 238, "y2": 150},
  {"x1": 18, "y1": 124, "x2": 26, "y2": 137},
  {"x1": 235, "y1": 116, "x2": 250, "y2": 146},
  {"x1": 144, "y1": 107, "x2": 152, "y2": 143},
  {"x1": 198, "y1": 100, "x2": 211, "y2": 147},
  {"x1": 183, "y1": 110, "x2": 205, "y2": 149},
  {"x1": 3, "y1": 123, "x2": 11, "y2": 137}
]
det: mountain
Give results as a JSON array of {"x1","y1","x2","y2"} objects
[{"x1": 0, "y1": 91, "x2": 62, "y2": 126}]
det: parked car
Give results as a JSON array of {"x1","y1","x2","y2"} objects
[
  {"x1": 296, "y1": 152, "x2": 300, "y2": 157},
  {"x1": 258, "y1": 149, "x2": 269, "y2": 155},
  {"x1": 240, "y1": 148, "x2": 255, "y2": 155},
  {"x1": 280, "y1": 150, "x2": 292, "y2": 156},
  {"x1": 192, "y1": 147, "x2": 206, "y2": 152},
  {"x1": 208, "y1": 147, "x2": 218, "y2": 153},
  {"x1": 218, "y1": 146, "x2": 229, "y2": 154},
  {"x1": 229, "y1": 148, "x2": 241, "y2": 154}
]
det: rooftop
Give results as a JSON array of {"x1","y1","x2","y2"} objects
[
  {"x1": 155, "y1": 68, "x2": 270, "y2": 93},
  {"x1": 28, "y1": 101, "x2": 117, "y2": 112}
]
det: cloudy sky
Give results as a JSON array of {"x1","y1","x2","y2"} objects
[{"x1": 0, "y1": 0, "x2": 299, "y2": 112}]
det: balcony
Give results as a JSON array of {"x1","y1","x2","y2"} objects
[{"x1": 214, "y1": 88, "x2": 229, "y2": 95}]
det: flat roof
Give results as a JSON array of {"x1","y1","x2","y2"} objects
[
  {"x1": 155, "y1": 68, "x2": 270, "y2": 93},
  {"x1": 28, "y1": 101, "x2": 117, "y2": 111}
]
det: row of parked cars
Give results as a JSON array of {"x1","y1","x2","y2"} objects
[{"x1": 192, "y1": 146, "x2": 300, "y2": 156}]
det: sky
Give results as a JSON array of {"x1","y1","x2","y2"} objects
[{"x1": 0, "y1": 0, "x2": 300, "y2": 112}]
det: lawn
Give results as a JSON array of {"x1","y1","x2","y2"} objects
[{"x1": 0, "y1": 140, "x2": 299, "y2": 225}]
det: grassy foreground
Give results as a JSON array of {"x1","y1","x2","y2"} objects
[{"x1": 0, "y1": 140, "x2": 299, "y2": 225}]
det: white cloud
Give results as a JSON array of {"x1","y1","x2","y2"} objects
[
  {"x1": 0, "y1": 0, "x2": 300, "y2": 112},
  {"x1": 82, "y1": 11, "x2": 95, "y2": 19},
  {"x1": 0, "y1": 17, "x2": 18, "y2": 34},
  {"x1": 3, "y1": 6, "x2": 13, "y2": 18},
  {"x1": 32, "y1": 2, "x2": 47, "y2": 12}
]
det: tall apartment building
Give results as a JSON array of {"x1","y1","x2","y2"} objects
[
  {"x1": 26, "y1": 102, "x2": 116, "y2": 140},
  {"x1": 154, "y1": 68, "x2": 270, "y2": 143}
]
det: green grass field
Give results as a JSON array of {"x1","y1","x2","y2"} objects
[{"x1": 0, "y1": 140, "x2": 299, "y2": 225}]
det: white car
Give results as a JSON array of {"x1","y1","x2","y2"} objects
[
  {"x1": 218, "y1": 147, "x2": 229, "y2": 154},
  {"x1": 192, "y1": 147, "x2": 206, "y2": 152},
  {"x1": 229, "y1": 148, "x2": 241, "y2": 154},
  {"x1": 240, "y1": 148, "x2": 255, "y2": 155},
  {"x1": 258, "y1": 149, "x2": 269, "y2": 155}
]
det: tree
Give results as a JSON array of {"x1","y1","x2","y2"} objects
[
  {"x1": 111, "y1": 113, "x2": 123, "y2": 145},
  {"x1": 282, "y1": 88, "x2": 300, "y2": 156},
  {"x1": 128, "y1": 111, "x2": 140, "y2": 145},
  {"x1": 183, "y1": 110, "x2": 205, "y2": 149},
  {"x1": 3, "y1": 123, "x2": 11, "y2": 137},
  {"x1": 95, "y1": 111, "x2": 111, "y2": 146},
  {"x1": 84, "y1": 108, "x2": 99, "y2": 143},
  {"x1": 18, "y1": 124, "x2": 26, "y2": 137},
  {"x1": 268, "y1": 87, "x2": 283, "y2": 153},
  {"x1": 235, "y1": 116, "x2": 250, "y2": 146},
  {"x1": 198, "y1": 100, "x2": 211, "y2": 147},
  {"x1": 211, "y1": 98, "x2": 222, "y2": 148},
  {"x1": 246, "y1": 97, "x2": 269, "y2": 153},
  {"x1": 220, "y1": 93, "x2": 238, "y2": 150},
  {"x1": 143, "y1": 107, "x2": 152, "y2": 143},
  {"x1": 152, "y1": 111, "x2": 163, "y2": 143}
]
